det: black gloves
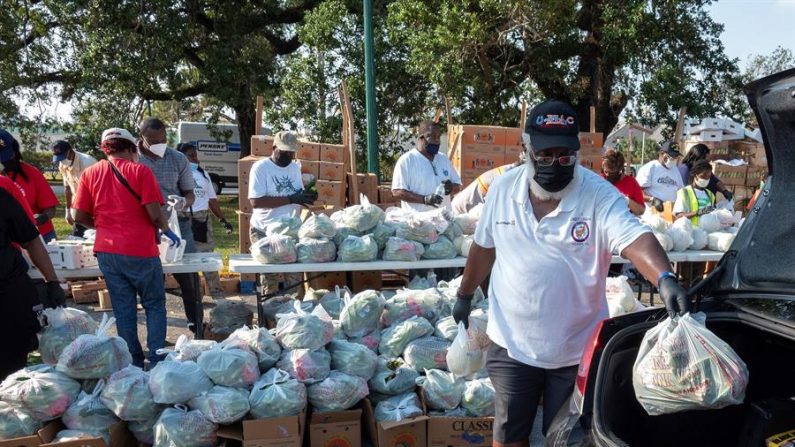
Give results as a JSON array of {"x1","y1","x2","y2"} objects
[
  {"x1": 652, "y1": 198, "x2": 664, "y2": 212},
  {"x1": 44, "y1": 281, "x2": 66, "y2": 309},
  {"x1": 288, "y1": 190, "x2": 317, "y2": 205},
  {"x1": 658, "y1": 275, "x2": 690, "y2": 318},
  {"x1": 722, "y1": 190, "x2": 733, "y2": 201},
  {"x1": 442, "y1": 180, "x2": 454, "y2": 195},
  {"x1": 34, "y1": 213, "x2": 50, "y2": 225},
  {"x1": 220, "y1": 218, "x2": 234, "y2": 234},
  {"x1": 423, "y1": 194, "x2": 443, "y2": 207},
  {"x1": 452, "y1": 291, "x2": 473, "y2": 329},
  {"x1": 696, "y1": 205, "x2": 715, "y2": 216}
]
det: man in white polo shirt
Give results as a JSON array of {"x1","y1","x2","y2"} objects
[
  {"x1": 452, "y1": 100, "x2": 689, "y2": 444},
  {"x1": 636, "y1": 141, "x2": 684, "y2": 212}
]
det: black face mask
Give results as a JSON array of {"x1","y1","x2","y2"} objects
[
  {"x1": 274, "y1": 151, "x2": 293, "y2": 167},
  {"x1": 533, "y1": 161, "x2": 575, "y2": 192}
]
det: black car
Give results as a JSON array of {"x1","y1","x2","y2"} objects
[{"x1": 546, "y1": 68, "x2": 795, "y2": 446}]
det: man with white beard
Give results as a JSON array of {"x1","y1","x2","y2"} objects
[{"x1": 451, "y1": 100, "x2": 690, "y2": 444}]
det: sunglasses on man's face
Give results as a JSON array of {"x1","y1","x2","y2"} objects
[{"x1": 531, "y1": 152, "x2": 577, "y2": 167}]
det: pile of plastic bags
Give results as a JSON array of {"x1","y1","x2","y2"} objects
[
  {"x1": 251, "y1": 232, "x2": 297, "y2": 264},
  {"x1": 56, "y1": 315, "x2": 131, "y2": 379},
  {"x1": 633, "y1": 313, "x2": 749, "y2": 415},
  {"x1": 38, "y1": 307, "x2": 98, "y2": 365},
  {"x1": 605, "y1": 276, "x2": 644, "y2": 317},
  {"x1": 0, "y1": 365, "x2": 81, "y2": 421},
  {"x1": 641, "y1": 206, "x2": 740, "y2": 252},
  {"x1": 249, "y1": 369, "x2": 307, "y2": 418}
]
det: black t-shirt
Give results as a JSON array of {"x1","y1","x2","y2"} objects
[{"x1": 0, "y1": 189, "x2": 39, "y2": 282}]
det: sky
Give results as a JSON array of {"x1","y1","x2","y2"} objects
[
  {"x1": 20, "y1": 0, "x2": 795, "y2": 123},
  {"x1": 707, "y1": 0, "x2": 795, "y2": 66}
]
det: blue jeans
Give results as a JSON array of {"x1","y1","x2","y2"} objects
[
  {"x1": 41, "y1": 230, "x2": 56, "y2": 243},
  {"x1": 97, "y1": 252, "x2": 167, "y2": 367}
]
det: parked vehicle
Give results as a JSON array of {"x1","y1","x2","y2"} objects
[
  {"x1": 546, "y1": 68, "x2": 795, "y2": 446},
  {"x1": 176, "y1": 121, "x2": 244, "y2": 194}
]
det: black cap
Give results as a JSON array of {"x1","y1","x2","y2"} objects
[
  {"x1": 659, "y1": 140, "x2": 682, "y2": 158},
  {"x1": 525, "y1": 100, "x2": 580, "y2": 152},
  {"x1": 50, "y1": 140, "x2": 72, "y2": 163}
]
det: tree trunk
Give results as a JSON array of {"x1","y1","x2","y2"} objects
[{"x1": 234, "y1": 100, "x2": 255, "y2": 158}]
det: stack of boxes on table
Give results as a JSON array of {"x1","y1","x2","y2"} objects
[{"x1": 680, "y1": 117, "x2": 768, "y2": 207}]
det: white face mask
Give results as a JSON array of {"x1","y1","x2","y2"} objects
[
  {"x1": 695, "y1": 177, "x2": 710, "y2": 188},
  {"x1": 663, "y1": 156, "x2": 677, "y2": 169},
  {"x1": 148, "y1": 143, "x2": 167, "y2": 157}
]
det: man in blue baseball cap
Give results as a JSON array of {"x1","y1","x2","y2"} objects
[
  {"x1": 450, "y1": 99, "x2": 690, "y2": 444},
  {"x1": 51, "y1": 140, "x2": 96, "y2": 237}
]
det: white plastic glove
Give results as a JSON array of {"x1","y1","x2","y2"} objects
[{"x1": 167, "y1": 194, "x2": 187, "y2": 211}]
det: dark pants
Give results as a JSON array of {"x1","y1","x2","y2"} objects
[
  {"x1": 487, "y1": 342, "x2": 578, "y2": 441},
  {"x1": 176, "y1": 218, "x2": 202, "y2": 331},
  {"x1": 0, "y1": 273, "x2": 42, "y2": 379},
  {"x1": 72, "y1": 223, "x2": 88, "y2": 238}
]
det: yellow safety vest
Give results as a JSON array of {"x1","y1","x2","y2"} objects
[{"x1": 678, "y1": 186, "x2": 715, "y2": 226}]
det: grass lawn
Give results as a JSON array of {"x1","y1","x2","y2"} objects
[{"x1": 53, "y1": 193, "x2": 241, "y2": 273}]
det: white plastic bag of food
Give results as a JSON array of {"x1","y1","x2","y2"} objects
[
  {"x1": 383, "y1": 237, "x2": 425, "y2": 262},
  {"x1": 605, "y1": 276, "x2": 637, "y2": 315},
  {"x1": 276, "y1": 348, "x2": 331, "y2": 384},
  {"x1": 159, "y1": 206, "x2": 186, "y2": 263},
  {"x1": 417, "y1": 369, "x2": 465, "y2": 410},
  {"x1": 690, "y1": 227, "x2": 708, "y2": 250},
  {"x1": 188, "y1": 385, "x2": 250, "y2": 425},
  {"x1": 632, "y1": 313, "x2": 749, "y2": 416},
  {"x1": 341, "y1": 194, "x2": 385, "y2": 232},
  {"x1": 642, "y1": 208, "x2": 670, "y2": 233},
  {"x1": 371, "y1": 222, "x2": 397, "y2": 250},
  {"x1": 307, "y1": 371, "x2": 369, "y2": 412},
  {"x1": 0, "y1": 365, "x2": 81, "y2": 421},
  {"x1": 298, "y1": 213, "x2": 337, "y2": 239},
  {"x1": 454, "y1": 214, "x2": 478, "y2": 235},
  {"x1": 221, "y1": 326, "x2": 282, "y2": 371},
  {"x1": 0, "y1": 401, "x2": 42, "y2": 440},
  {"x1": 328, "y1": 339, "x2": 378, "y2": 380},
  {"x1": 381, "y1": 289, "x2": 444, "y2": 327},
  {"x1": 297, "y1": 237, "x2": 337, "y2": 263},
  {"x1": 62, "y1": 380, "x2": 118, "y2": 436},
  {"x1": 422, "y1": 236, "x2": 457, "y2": 260},
  {"x1": 404, "y1": 336, "x2": 451, "y2": 372},
  {"x1": 249, "y1": 368, "x2": 307, "y2": 418},
  {"x1": 100, "y1": 365, "x2": 159, "y2": 421},
  {"x1": 653, "y1": 231, "x2": 673, "y2": 252},
  {"x1": 379, "y1": 316, "x2": 435, "y2": 357},
  {"x1": 461, "y1": 378, "x2": 495, "y2": 417},
  {"x1": 337, "y1": 234, "x2": 378, "y2": 262},
  {"x1": 446, "y1": 322, "x2": 485, "y2": 377},
  {"x1": 670, "y1": 217, "x2": 694, "y2": 252},
  {"x1": 395, "y1": 216, "x2": 439, "y2": 245},
  {"x1": 275, "y1": 301, "x2": 335, "y2": 350},
  {"x1": 319, "y1": 286, "x2": 351, "y2": 319},
  {"x1": 148, "y1": 360, "x2": 214, "y2": 404},
  {"x1": 340, "y1": 289, "x2": 385, "y2": 338},
  {"x1": 459, "y1": 235, "x2": 474, "y2": 257},
  {"x1": 707, "y1": 231, "x2": 736, "y2": 252},
  {"x1": 698, "y1": 208, "x2": 736, "y2": 233},
  {"x1": 368, "y1": 357, "x2": 419, "y2": 396},
  {"x1": 156, "y1": 334, "x2": 217, "y2": 363},
  {"x1": 197, "y1": 346, "x2": 260, "y2": 388},
  {"x1": 38, "y1": 307, "x2": 98, "y2": 365},
  {"x1": 434, "y1": 316, "x2": 458, "y2": 341},
  {"x1": 265, "y1": 214, "x2": 302, "y2": 239},
  {"x1": 56, "y1": 314, "x2": 132, "y2": 379},
  {"x1": 252, "y1": 232, "x2": 298, "y2": 264},
  {"x1": 374, "y1": 392, "x2": 423, "y2": 422},
  {"x1": 154, "y1": 405, "x2": 218, "y2": 447}
]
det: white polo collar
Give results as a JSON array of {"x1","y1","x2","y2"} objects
[{"x1": 510, "y1": 164, "x2": 585, "y2": 213}]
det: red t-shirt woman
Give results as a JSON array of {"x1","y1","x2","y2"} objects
[{"x1": 601, "y1": 150, "x2": 645, "y2": 216}]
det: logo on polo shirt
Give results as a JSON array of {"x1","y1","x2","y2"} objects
[
  {"x1": 496, "y1": 219, "x2": 516, "y2": 226},
  {"x1": 570, "y1": 220, "x2": 590, "y2": 243}
]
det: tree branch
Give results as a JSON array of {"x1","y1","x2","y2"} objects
[
  {"x1": 141, "y1": 82, "x2": 211, "y2": 100},
  {"x1": 264, "y1": 32, "x2": 301, "y2": 55}
]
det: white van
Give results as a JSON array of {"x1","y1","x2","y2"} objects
[{"x1": 176, "y1": 121, "x2": 246, "y2": 193}]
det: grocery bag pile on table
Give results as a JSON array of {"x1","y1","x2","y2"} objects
[
  {"x1": 0, "y1": 276, "x2": 497, "y2": 444},
  {"x1": 251, "y1": 196, "x2": 483, "y2": 264},
  {"x1": 641, "y1": 203, "x2": 741, "y2": 253}
]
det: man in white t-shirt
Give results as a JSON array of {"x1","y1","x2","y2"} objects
[
  {"x1": 248, "y1": 131, "x2": 315, "y2": 295},
  {"x1": 391, "y1": 121, "x2": 462, "y2": 212},
  {"x1": 451, "y1": 100, "x2": 690, "y2": 443},
  {"x1": 51, "y1": 140, "x2": 97, "y2": 237},
  {"x1": 636, "y1": 141, "x2": 684, "y2": 211}
]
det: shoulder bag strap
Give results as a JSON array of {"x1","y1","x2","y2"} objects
[{"x1": 106, "y1": 160, "x2": 142, "y2": 203}]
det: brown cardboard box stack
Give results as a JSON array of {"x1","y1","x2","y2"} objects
[
  {"x1": 448, "y1": 125, "x2": 516, "y2": 187},
  {"x1": 70, "y1": 279, "x2": 107, "y2": 304},
  {"x1": 578, "y1": 132, "x2": 605, "y2": 173},
  {"x1": 347, "y1": 173, "x2": 378, "y2": 205}
]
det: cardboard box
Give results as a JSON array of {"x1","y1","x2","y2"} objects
[
  {"x1": 578, "y1": 132, "x2": 604, "y2": 148},
  {"x1": 300, "y1": 160, "x2": 321, "y2": 178},
  {"x1": 9, "y1": 420, "x2": 138, "y2": 447},
  {"x1": 378, "y1": 186, "x2": 396, "y2": 204},
  {"x1": 427, "y1": 416, "x2": 495, "y2": 447},
  {"x1": 321, "y1": 144, "x2": 346, "y2": 163},
  {"x1": 347, "y1": 173, "x2": 378, "y2": 205},
  {"x1": 252, "y1": 135, "x2": 275, "y2": 157},
  {"x1": 97, "y1": 289, "x2": 112, "y2": 311},
  {"x1": 221, "y1": 277, "x2": 240, "y2": 294},
  {"x1": 363, "y1": 399, "x2": 427, "y2": 447},
  {"x1": 319, "y1": 162, "x2": 345, "y2": 181},
  {"x1": 165, "y1": 274, "x2": 180, "y2": 289},
  {"x1": 47, "y1": 241, "x2": 98, "y2": 269},
  {"x1": 459, "y1": 151, "x2": 505, "y2": 172},
  {"x1": 746, "y1": 166, "x2": 766, "y2": 187},
  {"x1": 71, "y1": 279, "x2": 107, "y2": 304},
  {"x1": 309, "y1": 408, "x2": 362, "y2": 447},
  {"x1": 504, "y1": 127, "x2": 523, "y2": 146},
  {"x1": 239, "y1": 155, "x2": 265, "y2": 214},
  {"x1": 0, "y1": 420, "x2": 60, "y2": 447},
  {"x1": 239, "y1": 216, "x2": 252, "y2": 254},
  {"x1": 713, "y1": 164, "x2": 748, "y2": 187},
  {"x1": 349, "y1": 271, "x2": 382, "y2": 293},
  {"x1": 306, "y1": 272, "x2": 346, "y2": 291},
  {"x1": 316, "y1": 180, "x2": 346, "y2": 207},
  {"x1": 504, "y1": 145, "x2": 524, "y2": 162},
  {"x1": 767, "y1": 429, "x2": 795, "y2": 447},
  {"x1": 218, "y1": 410, "x2": 306, "y2": 447},
  {"x1": 297, "y1": 142, "x2": 321, "y2": 161},
  {"x1": 450, "y1": 125, "x2": 508, "y2": 146}
]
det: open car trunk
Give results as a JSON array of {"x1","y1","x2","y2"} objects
[{"x1": 591, "y1": 311, "x2": 795, "y2": 447}]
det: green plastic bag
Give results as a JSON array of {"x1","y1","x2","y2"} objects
[
  {"x1": 307, "y1": 371, "x2": 369, "y2": 412},
  {"x1": 340, "y1": 290, "x2": 385, "y2": 338},
  {"x1": 404, "y1": 336, "x2": 451, "y2": 372},
  {"x1": 337, "y1": 235, "x2": 378, "y2": 262},
  {"x1": 153, "y1": 405, "x2": 218, "y2": 447},
  {"x1": 0, "y1": 401, "x2": 42, "y2": 440},
  {"x1": 0, "y1": 365, "x2": 81, "y2": 421},
  {"x1": 461, "y1": 378, "x2": 495, "y2": 417},
  {"x1": 329, "y1": 340, "x2": 378, "y2": 380},
  {"x1": 299, "y1": 214, "x2": 337, "y2": 239},
  {"x1": 249, "y1": 369, "x2": 307, "y2": 418},
  {"x1": 368, "y1": 357, "x2": 419, "y2": 396},
  {"x1": 100, "y1": 365, "x2": 159, "y2": 422},
  {"x1": 188, "y1": 385, "x2": 250, "y2": 424},
  {"x1": 379, "y1": 316, "x2": 434, "y2": 357},
  {"x1": 374, "y1": 392, "x2": 423, "y2": 422},
  {"x1": 417, "y1": 369, "x2": 465, "y2": 411}
]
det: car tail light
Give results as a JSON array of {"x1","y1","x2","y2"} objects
[{"x1": 576, "y1": 319, "x2": 608, "y2": 395}]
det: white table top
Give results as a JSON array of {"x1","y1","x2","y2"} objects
[
  {"x1": 228, "y1": 250, "x2": 725, "y2": 273},
  {"x1": 29, "y1": 253, "x2": 224, "y2": 280}
]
